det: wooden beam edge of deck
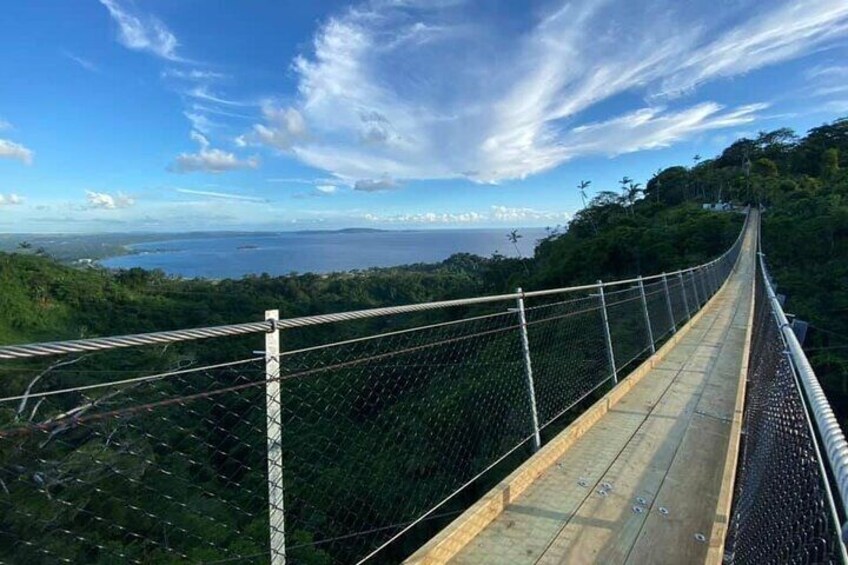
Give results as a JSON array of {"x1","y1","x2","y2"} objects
[
  {"x1": 705, "y1": 249, "x2": 757, "y2": 563},
  {"x1": 405, "y1": 270, "x2": 740, "y2": 565}
]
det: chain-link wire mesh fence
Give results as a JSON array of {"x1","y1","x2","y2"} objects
[
  {"x1": 0, "y1": 215, "x2": 759, "y2": 564},
  {"x1": 0, "y1": 355, "x2": 271, "y2": 564},
  {"x1": 522, "y1": 295, "x2": 609, "y2": 427},
  {"x1": 726, "y1": 259, "x2": 847, "y2": 565}
]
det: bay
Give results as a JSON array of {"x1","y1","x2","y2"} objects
[{"x1": 100, "y1": 228, "x2": 548, "y2": 278}]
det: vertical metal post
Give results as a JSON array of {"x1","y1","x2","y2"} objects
[
  {"x1": 515, "y1": 289, "x2": 541, "y2": 452},
  {"x1": 703, "y1": 265, "x2": 713, "y2": 297},
  {"x1": 265, "y1": 310, "x2": 286, "y2": 565},
  {"x1": 637, "y1": 276, "x2": 655, "y2": 353},
  {"x1": 662, "y1": 273, "x2": 676, "y2": 333},
  {"x1": 699, "y1": 267, "x2": 710, "y2": 302},
  {"x1": 691, "y1": 270, "x2": 701, "y2": 308},
  {"x1": 597, "y1": 280, "x2": 618, "y2": 384},
  {"x1": 678, "y1": 272, "x2": 691, "y2": 320}
]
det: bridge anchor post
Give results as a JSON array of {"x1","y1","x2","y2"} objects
[
  {"x1": 265, "y1": 310, "x2": 286, "y2": 565},
  {"x1": 515, "y1": 288, "x2": 542, "y2": 452},
  {"x1": 637, "y1": 276, "x2": 655, "y2": 354},
  {"x1": 597, "y1": 281, "x2": 618, "y2": 385}
]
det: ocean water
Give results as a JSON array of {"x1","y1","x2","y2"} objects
[{"x1": 100, "y1": 228, "x2": 548, "y2": 279}]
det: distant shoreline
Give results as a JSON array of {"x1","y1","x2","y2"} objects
[{"x1": 0, "y1": 227, "x2": 548, "y2": 265}]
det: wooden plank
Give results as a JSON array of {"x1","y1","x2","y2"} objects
[
  {"x1": 536, "y1": 268, "x2": 748, "y2": 564},
  {"x1": 623, "y1": 220, "x2": 757, "y2": 565},
  {"x1": 623, "y1": 415, "x2": 732, "y2": 565},
  {"x1": 453, "y1": 355, "x2": 686, "y2": 564},
  {"x1": 536, "y1": 374, "x2": 710, "y2": 565}
]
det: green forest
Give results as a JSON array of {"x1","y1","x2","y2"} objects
[{"x1": 0, "y1": 116, "x2": 846, "y2": 564}]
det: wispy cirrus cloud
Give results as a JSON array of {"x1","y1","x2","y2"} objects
[
  {"x1": 175, "y1": 188, "x2": 268, "y2": 202},
  {"x1": 63, "y1": 51, "x2": 99, "y2": 73},
  {"x1": 99, "y1": 0, "x2": 181, "y2": 61},
  {"x1": 241, "y1": 0, "x2": 848, "y2": 185},
  {"x1": 162, "y1": 68, "x2": 227, "y2": 81},
  {"x1": 169, "y1": 131, "x2": 259, "y2": 174}
]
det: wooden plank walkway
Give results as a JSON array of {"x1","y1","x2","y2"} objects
[{"x1": 407, "y1": 212, "x2": 757, "y2": 565}]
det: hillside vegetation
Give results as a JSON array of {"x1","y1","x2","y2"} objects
[{"x1": 1, "y1": 116, "x2": 845, "y2": 563}]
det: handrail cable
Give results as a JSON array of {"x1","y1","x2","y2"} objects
[{"x1": 0, "y1": 209, "x2": 749, "y2": 361}]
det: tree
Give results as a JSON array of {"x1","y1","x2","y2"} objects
[
  {"x1": 651, "y1": 168, "x2": 662, "y2": 203},
  {"x1": 507, "y1": 229, "x2": 523, "y2": 255},
  {"x1": 821, "y1": 148, "x2": 840, "y2": 178},
  {"x1": 577, "y1": 180, "x2": 591, "y2": 208},
  {"x1": 577, "y1": 180, "x2": 598, "y2": 234},
  {"x1": 622, "y1": 181, "x2": 643, "y2": 215},
  {"x1": 754, "y1": 158, "x2": 778, "y2": 177}
]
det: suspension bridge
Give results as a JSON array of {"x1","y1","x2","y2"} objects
[{"x1": 0, "y1": 208, "x2": 845, "y2": 564}]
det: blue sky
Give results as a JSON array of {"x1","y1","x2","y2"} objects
[{"x1": 1, "y1": 0, "x2": 847, "y2": 232}]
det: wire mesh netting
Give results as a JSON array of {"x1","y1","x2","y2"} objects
[
  {"x1": 522, "y1": 295, "x2": 610, "y2": 428},
  {"x1": 604, "y1": 285, "x2": 652, "y2": 372},
  {"x1": 668, "y1": 276, "x2": 691, "y2": 328},
  {"x1": 726, "y1": 263, "x2": 846, "y2": 564},
  {"x1": 644, "y1": 279, "x2": 673, "y2": 344},
  {"x1": 0, "y1": 356, "x2": 271, "y2": 564},
  {"x1": 0, "y1": 218, "x2": 761, "y2": 564},
  {"x1": 277, "y1": 309, "x2": 533, "y2": 562}
]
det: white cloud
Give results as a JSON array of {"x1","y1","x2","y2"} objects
[
  {"x1": 187, "y1": 86, "x2": 251, "y2": 107},
  {"x1": 184, "y1": 112, "x2": 216, "y2": 135},
  {"x1": 0, "y1": 119, "x2": 11, "y2": 130},
  {"x1": 0, "y1": 139, "x2": 34, "y2": 165},
  {"x1": 169, "y1": 131, "x2": 260, "y2": 174},
  {"x1": 0, "y1": 194, "x2": 24, "y2": 207},
  {"x1": 363, "y1": 206, "x2": 570, "y2": 225},
  {"x1": 175, "y1": 188, "x2": 267, "y2": 202},
  {"x1": 657, "y1": 1, "x2": 848, "y2": 97},
  {"x1": 85, "y1": 190, "x2": 134, "y2": 210},
  {"x1": 162, "y1": 68, "x2": 227, "y2": 81},
  {"x1": 243, "y1": 0, "x2": 848, "y2": 185},
  {"x1": 365, "y1": 211, "x2": 485, "y2": 224},
  {"x1": 99, "y1": 0, "x2": 180, "y2": 61},
  {"x1": 489, "y1": 206, "x2": 571, "y2": 223},
  {"x1": 354, "y1": 177, "x2": 399, "y2": 192},
  {"x1": 242, "y1": 104, "x2": 308, "y2": 150},
  {"x1": 315, "y1": 185, "x2": 338, "y2": 194},
  {"x1": 560, "y1": 103, "x2": 766, "y2": 157},
  {"x1": 64, "y1": 51, "x2": 99, "y2": 73}
]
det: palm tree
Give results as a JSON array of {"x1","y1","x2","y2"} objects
[
  {"x1": 577, "y1": 180, "x2": 591, "y2": 208},
  {"x1": 577, "y1": 180, "x2": 599, "y2": 234},
  {"x1": 623, "y1": 181, "x2": 643, "y2": 215},
  {"x1": 507, "y1": 230, "x2": 531, "y2": 276},
  {"x1": 507, "y1": 229, "x2": 524, "y2": 257},
  {"x1": 651, "y1": 168, "x2": 662, "y2": 203},
  {"x1": 692, "y1": 154, "x2": 705, "y2": 200}
]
